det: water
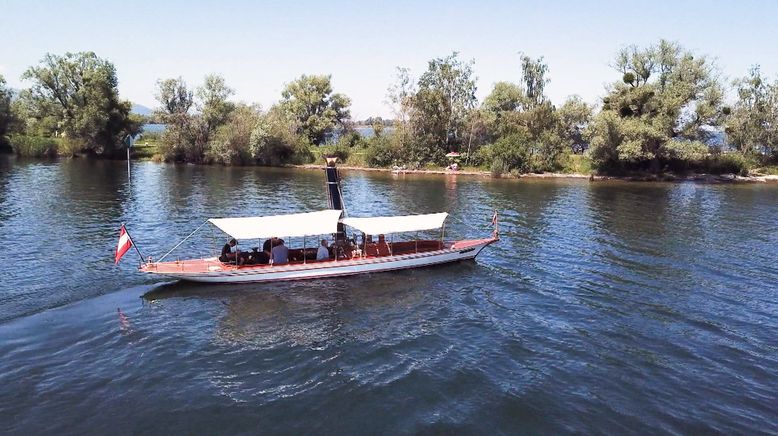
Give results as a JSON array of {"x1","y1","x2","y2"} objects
[{"x1": 0, "y1": 156, "x2": 776, "y2": 434}]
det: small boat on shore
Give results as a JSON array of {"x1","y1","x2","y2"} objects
[{"x1": 128, "y1": 159, "x2": 498, "y2": 284}]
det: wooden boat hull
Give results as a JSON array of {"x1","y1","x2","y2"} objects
[{"x1": 139, "y1": 238, "x2": 496, "y2": 284}]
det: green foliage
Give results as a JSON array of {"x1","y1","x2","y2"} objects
[
  {"x1": 483, "y1": 82, "x2": 525, "y2": 113},
  {"x1": 206, "y1": 104, "x2": 260, "y2": 165},
  {"x1": 589, "y1": 40, "x2": 726, "y2": 172},
  {"x1": 279, "y1": 74, "x2": 351, "y2": 145},
  {"x1": 412, "y1": 52, "x2": 477, "y2": 149},
  {"x1": 725, "y1": 66, "x2": 778, "y2": 159},
  {"x1": 155, "y1": 75, "x2": 236, "y2": 163},
  {"x1": 9, "y1": 135, "x2": 59, "y2": 157},
  {"x1": 490, "y1": 133, "x2": 530, "y2": 175},
  {"x1": 249, "y1": 106, "x2": 313, "y2": 165},
  {"x1": 371, "y1": 119, "x2": 385, "y2": 137},
  {"x1": 316, "y1": 143, "x2": 351, "y2": 164},
  {"x1": 0, "y1": 74, "x2": 14, "y2": 149},
  {"x1": 197, "y1": 74, "x2": 235, "y2": 133},
  {"x1": 558, "y1": 153, "x2": 593, "y2": 174},
  {"x1": 520, "y1": 54, "x2": 550, "y2": 107},
  {"x1": 337, "y1": 130, "x2": 367, "y2": 148},
  {"x1": 20, "y1": 52, "x2": 137, "y2": 156},
  {"x1": 364, "y1": 135, "x2": 401, "y2": 167}
]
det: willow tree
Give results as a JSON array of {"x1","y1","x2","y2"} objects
[
  {"x1": 279, "y1": 74, "x2": 351, "y2": 145},
  {"x1": 413, "y1": 52, "x2": 477, "y2": 150},
  {"x1": 0, "y1": 74, "x2": 13, "y2": 149},
  {"x1": 726, "y1": 66, "x2": 778, "y2": 159},
  {"x1": 588, "y1": 40, "x2": 726, "y2": 171},
  {"x1": 20, "y1": 52, "x2": 139, "y2": 155}
]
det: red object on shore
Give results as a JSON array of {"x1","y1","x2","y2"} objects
[{"x1": 115, "y1": 225, "x2": 133, "y2": 264}]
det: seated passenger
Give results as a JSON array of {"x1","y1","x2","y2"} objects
[
  {"x1": 317, "y1": 239, "x2": 330, "y2": 261},
  {"x1": 219, "y1": 238, "x2": 243, "y2": 265},
  {"x1": 252, "y1": 249, "x2": 270, "y2": 265},
  {"x1": 271, "y1": 239, "x2": 289, "y2": 265},
  {"x1": 263, "y1": 237, "x2": 277, "y2": 255}
]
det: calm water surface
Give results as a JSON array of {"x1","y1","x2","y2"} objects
[{"x1": 0, "y1": 157, "x2": 776, "y2": 434}]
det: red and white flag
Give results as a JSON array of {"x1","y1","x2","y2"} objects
[{"x1": 115, "y1": 224, "x2": 133, "y2": 264}]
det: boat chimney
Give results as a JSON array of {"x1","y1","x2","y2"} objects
[{"x1": 324, "y1": 156, "x2": 347, "y2": 241}]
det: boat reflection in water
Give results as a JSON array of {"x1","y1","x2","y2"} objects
[{"x1": 141, "y1": 261, "x2": 474, "y2": 349}]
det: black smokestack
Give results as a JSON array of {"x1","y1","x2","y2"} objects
[{"x1": 325, "y1": 157, "x2": 346, "y2": 240}]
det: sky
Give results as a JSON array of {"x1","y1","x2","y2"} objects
[{"x1": 1, "y1": 0, "x2": 777, "y2": 119}]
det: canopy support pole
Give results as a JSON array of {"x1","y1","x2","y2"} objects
[{"x1": 157, "y1": 220, "x2": 209, "y2": 262}]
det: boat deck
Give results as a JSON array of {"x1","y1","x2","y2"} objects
[{"x1": 141, "y1": 238, "x2": 491, "y2": 275}]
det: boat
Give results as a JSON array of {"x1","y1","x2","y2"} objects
[{"x1": 135, "y1": 159, "x2": 498, "y2": 283}]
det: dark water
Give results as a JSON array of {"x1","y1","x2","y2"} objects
[{"x1": 0, "y1": 156, "x2": 776, "y2": 434}]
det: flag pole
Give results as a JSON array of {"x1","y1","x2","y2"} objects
[{"x1": 123, "y1": 223, "x2": 145, "y2": 262}]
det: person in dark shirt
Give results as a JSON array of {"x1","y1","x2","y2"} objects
[
  {"x1": 220, "y1": 238, "x2": 243, "y2": 265},
  {"x1": 263, "y1": 237, "x2": 278, "y2": 255}
]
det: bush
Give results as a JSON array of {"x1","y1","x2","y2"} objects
[
  {"x1": 9, "y1": 135, "x2": 59, "y2": 157},
  {"x1": 700, "y1": 153, "x2": 751, "y2": 176},
  {"x1": 336, "y1": 130, "x2": 367, "y2": 149},
  {"x1": 316, "y1": 143, "x2": 351, "y2": 163},
  {"x1": 490, "y1": 133, "x2": 530, "y2": 174},
  {"x1": 365, "y1": 136, "x2": 402, "y2": 167}
]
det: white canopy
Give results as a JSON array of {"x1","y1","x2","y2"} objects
[
  {"x1": 209, "y1": 210, "x2": 342, "y2": 240},
  {"x1": 340, "y1": 212, "x2": 448, "y2": 235}
]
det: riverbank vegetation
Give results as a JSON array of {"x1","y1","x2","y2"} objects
[{"x1": 1, "y1": 41, "x2": 777, "y2": 176}]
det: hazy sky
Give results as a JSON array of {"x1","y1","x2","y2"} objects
[{"x1": 2, "y1": 0, "x2": 777, "y2": 118}]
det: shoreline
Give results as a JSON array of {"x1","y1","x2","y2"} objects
[{"x1": 293, "y1": 164, "x2": 778, "y2": 184}]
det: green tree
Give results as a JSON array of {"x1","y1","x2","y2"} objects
[
  {"x1": 557, "y1": 95, "x2": 593, "y2": 151},
  {"x1": 21, "y1": 52, "x2": 138, "y2": 155},
  {"x1": 154, "y1": 77, "x2": 198, "y2": 161},
  {"x1": 279, "y1": 74, "x2": 351, "y2": 145},
  {"x1": 0, "y1": 74, "x2": 14, "y2": 149},
  {"x1": 413, "y1": 52, "x2": 477, "y2": 149},
  {"x1": 483, "y1": 81, "x2": 525, "y2": 113},
  {"x1": 589, "y1": 39, "x2": 726, "y2": 171},
  {"x1": 726, "y1": 66, "x2": 778, "y2": 158},
  {"x1": 197, "y1": 74, "x2": 235, "y2": 133},
  {"x1": 249, "y1": 105, "x2": 312, "y2": 165},
  {"x1": 207, "y1": 103, "x2": 260, "y2": 165},
  {"x1": 520, "y1": 54, "x2": 550, "y2": 108}
]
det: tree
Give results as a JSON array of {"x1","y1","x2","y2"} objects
[
  {"x1": 483, "y1": 82, "x2": 525, "y2": 113},
  {"x1": 414, "y1": 52, "x2": 477, "y2": 149},
  {"x1": 155, "y1": 77, "x2": 198, "y2": 161},
  {"x1": 386, "y1": 67, "x2": 416, "y2": 125},
  {"x1": 155, "y1": 77, "x2": 193, "y2": 116},
  {"x1": 0, "y1": 74, "x2": 14, "y2": 149},
  {"x1": 207, "y1": 103, "x2": 260, "y2": 165},
  {"x1": 279, "y1": 74, "x2": 351, "y2": 145},
  {"x1": 726, "y1": 66, "x2": 778, "y2": 158},
  {"x1": 21, "y1": 52, "x2": 138, "y2": 155},
  {"x1": 520, "y1": 54, "x2": 550, "y2": 108},
  {"x1": 557, "y1": 95, "x2": 593, "y2": 152},
  {"x1": 589, "y1": 40, "x2": 726, "y2": 171},
  {"x1": 154, "y1": 75, "x2": 237, "y2": 162},
  {"x1": 197, "y1": 74, "x2": 235, "y2": 134}
]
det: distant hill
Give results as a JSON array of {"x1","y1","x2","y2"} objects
[{"x1": 131, "y1": 103, "x2": 153, "y2": 116}]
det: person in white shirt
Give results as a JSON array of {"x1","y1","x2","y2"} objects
[{"x1": 316, "y1": 239, "x2": 330, "y2": 261}]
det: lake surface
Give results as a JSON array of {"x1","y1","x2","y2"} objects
[{"x1": 0, "y1": 156, "x2": 776, "y2": 434}]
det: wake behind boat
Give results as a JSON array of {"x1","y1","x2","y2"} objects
[{"x1": 121, "y1": 158, "x2": 498, "y2": 283}]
